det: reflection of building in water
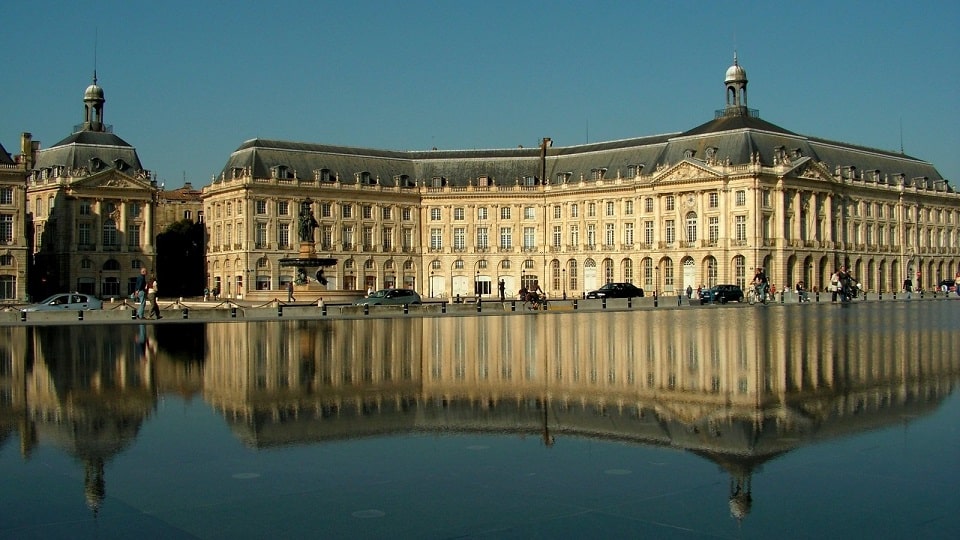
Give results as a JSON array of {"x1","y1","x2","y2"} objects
[
  {"x1": 203, "y1": 306, "x2": 959, "y2": 520},
  {"x1": 0, "y1": 326, "x2": 159, "y2": 515}
]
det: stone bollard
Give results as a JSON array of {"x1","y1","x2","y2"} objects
[
  {"x1": 476, "y1": 298, "x2": 482, "y2": 312},
  {"x1": 602, "y1": 298, "x2": 607, "y2": 309},
  {"x1": 278, "y1": 305, "x2": 283, "y2": 317},
  {"x1": 78, "y1": 310, "x2": 84, "y2": 321},
  {"x1": 628, "y1": 297, "x2": 632, "y2": 308},
  {"x1": 181, "y1": 307, "x2": 189, "y2": 319},
  {"x1": 364, "y1": 304, "x2": 369, "y2": 316},
  {"x1": 231, "y1": 306, "x2": 237, "y2": 318},
  {"x1": 511, "y1": 300, "x2": 516, "y2": 312},
  {"x1": 403, "y1": 303, "x2": 408, "y2": 314},
  {"x1": 573, "y1": 299, "x2": 578, "y2": 310},
  {"x1": 654, "y1": 293, "x2": 658, "y2": 307}
]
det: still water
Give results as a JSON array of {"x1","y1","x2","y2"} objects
[{"x1": 1, "y1": 302, "x2": 958, "y2": 539}]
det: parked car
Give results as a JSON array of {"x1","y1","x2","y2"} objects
[
  {"x1": 585, "y1": 282, "x2": 645, "y2": 299},
  {"x1": 353, "y1": 288, "x2": 422, "y2": 306},
  {"x1": 21, "y1": 293, "x2": 103, "y2": 312},
  {"x1": 938, "y1": 279, "x2": 956, "y2": 292},
  {"x1": 699, "y1": 284, "x2": 745, "y2": 304}
]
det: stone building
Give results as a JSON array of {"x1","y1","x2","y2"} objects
[
  {"x1": 205, "y1": 57, "x2": 959, "y2": 301},
  {"x1": 0, "y1": 136, "x2": 31, "y2": 302},
  {"x1": 25, "y1": 74, "x2": 159, "y2": 299}
]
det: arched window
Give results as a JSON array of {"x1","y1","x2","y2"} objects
[
  {"x1": 642, "y1": 257, "x2": 653, "y2": 288},
  {"x1": 568, "y1": 259, "x2": 578, "y2": 290},
  {"x1": 734, "y1": 255, "x2": 746, "y2": 288},
  {"x1": 102, "y1": 259, "x2": 120, "y2": 271},
  {"x1": 603, "y1": 258, "x2": 614, "y2": 284},
  {"x1": 623, "y1": 258, "x2": 634, "y2": 283}
]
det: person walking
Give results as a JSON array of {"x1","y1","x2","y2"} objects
[
  {"x1": 498, "y1": 279, "x2": 506, "y2": 301},
  {"x1": 287, "y1": 281, "x2": 295, "y2": 302},
  {"x1": 135, "y1": 267, "x2": 148, "y2": 319},
  {"x1": 147, "y1": 276, "x2": 162, "y2": 319}
]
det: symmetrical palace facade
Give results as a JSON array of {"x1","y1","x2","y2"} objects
[
  {"x1": 204, "y1": 57, "x2": 959, "y2": 300},
  {"x1": 2, "y1": 58, "x2": 958, "y2": 303}
]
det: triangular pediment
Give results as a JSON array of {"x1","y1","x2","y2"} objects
[
  {"x1": 68, "y1": 168, "x2": 154, "y2": 192},
  {"x1": 652, "y1": 160, "x2": 721, "y2": 184},
  {"x1": 784, "y1": 158, "x2": 836, "y2": 183}
]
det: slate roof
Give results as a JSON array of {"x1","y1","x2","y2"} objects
[
  {"x1": 33, "y1": 130, "x2": 144, "y2": 173},
  {"x1": 0, "y1": 142, "x2": 14, "y2": 165}
]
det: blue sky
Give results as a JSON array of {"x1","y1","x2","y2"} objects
[{"x1": 3, "y1": 0, "x2": 959, "y2": 189}]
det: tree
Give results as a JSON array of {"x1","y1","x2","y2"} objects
[{"x1": 155, "y1": 220, "x2": 205, "y2": 298}]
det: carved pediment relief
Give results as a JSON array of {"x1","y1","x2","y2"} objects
[
  {"x1": 787, "y1": 158, "x2": 836, "y2": 183},
  {"x1": 653, "y1": 161, "x2": 720, "y2": 184},
  {"x1": 69, "y1": 169, "x2": 153, "y2": 192}
]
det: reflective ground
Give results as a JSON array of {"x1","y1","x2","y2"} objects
[{"x1": 2, "y1": 301, "x2": 959, "y2": 539}]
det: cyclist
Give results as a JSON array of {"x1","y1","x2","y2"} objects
[{"x1": 752, "y1": 267, "x2": 769, "y2": 303}]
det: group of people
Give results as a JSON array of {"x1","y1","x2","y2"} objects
[{"x1": 133, "y1": 267, "x2": 162, "y2": 319}]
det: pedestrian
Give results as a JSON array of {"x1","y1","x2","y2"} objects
[
  {"x1": 203, "y1": 287, "x2": 209, "y2": 301},
  {"x1": 213, "y1": 286, "x2": 220, "y2": 300},
  {"x1": 498, "y1": 279, "x2": 506, "y2": 301},
  {"x1": 903, "y1": 277, "x2": 913, "y2": 299},
  {"x1": 367, "y1": 285, "x2": 374, "y2": 297},
  {"x1": 287, "y1": 281, "x2": 295, "y2": 302},
  {"x1": 147, "y1": 276, "x2": 162, "y2": 319},
  {"x1": 830, "y1": 270, "x2": 840, "y2": 302},
  {"x1": 135, "y1": 267, "x2": 148, "y2": 319},
  {"x1": 685, "y1": 285, "x2": 693, "y2": 298}
]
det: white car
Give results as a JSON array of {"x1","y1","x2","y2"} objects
[{"x1": 21, "y1": 293, "x2": 103, "y2": 312}]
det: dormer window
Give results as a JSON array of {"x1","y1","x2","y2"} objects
[
  {"x1": 271, "y1": 165, "x2": 290, "y2": 179},
  {"x1": 430, "y1": 176, "x2": 445, "y2": 188},
  {"x1": 113, "y1": 158, "x2": 128, "y2": 171},
  {"x1": 683, "y1": 149, "x2": 696, "y2": 159},
  {"x1": 232, "y1": 167, "x2": 244, "y2": 179},
  {"x1": 89, "y1": 157, "x2": 104, "y2": 171},
  {"x1": 590, "y1": 168, "x2": 607, "y2": 180},
  {"x1": 478, "y1": 175, "x2": 492, "y2": 187},
  {"x1": 522, "y1": 176, "x2": 537, "y2": 186},
  {"x1": 556, "y1": 172, "x2": 572, "y2": 184},
  {"x1": 314, "y1": 168, "x2": 333, "y2": 182}
]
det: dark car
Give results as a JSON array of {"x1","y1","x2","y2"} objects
[
  {"x1": 585, "y1": 282, "x2": 645, "y2": 299},
  {"x1": 353, "y1": 288, "x2": 422, "y2": 306},
  {"x1": 699, "y1": 284, "x2": 744, "y2": 304},
  {"x1": 938, "y1": 279, "x2": 956, "y2": 292}
]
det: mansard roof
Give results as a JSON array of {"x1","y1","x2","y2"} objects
[
  {"x1": 0, "y1": 142, "x2": 14, "y2": 165},
  {"x1": 34, "y1": 130, "x2": 144, "y2": 174},
  {"x1": 217, "y1": 58, "x2": 949, "y2": 191}
]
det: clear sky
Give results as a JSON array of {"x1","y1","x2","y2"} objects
[{"x1": 3, "y1": 0, "x2": 959, "y2": 189}]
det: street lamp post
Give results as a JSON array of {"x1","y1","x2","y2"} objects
[
  {"x1": 562, "y1": 268, "x2": 566, "y2": 300},
  {"x1": 430, "y1": 270, "x2": 434, "y2": 298}
]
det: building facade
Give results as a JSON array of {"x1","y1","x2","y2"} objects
[
  {"x1": 204, "y1": 58, "x2": 959, "y2": 300},
  {"x1": 0, "y1": 136, "x2": 31, "y2": 302},
  {"x1": 25, "y1": 74, "x2": 160, "y2": 300}
]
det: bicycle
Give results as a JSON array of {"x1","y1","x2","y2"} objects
[
  {"x1": 747, "y1": 283, "x2": 769, "y2": 305},
  {"x1": 524, "y1": 293, "x2": 547, "y2": 311}
]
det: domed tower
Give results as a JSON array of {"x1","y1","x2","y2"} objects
[
  {"x1": 724, "y1": 53, "x2": 748, "y2": 112},
  {"x1": 82, "y1": 71, "x2": 106, "y2": 132}
]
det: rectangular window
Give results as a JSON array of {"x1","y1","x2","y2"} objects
[
  {"x1": 402, "y1": 228, "x2": 414, "y2": 249},
  {"x1": 321, "y1": 203, "x2": 332, "y2": 218},
  {"x1": 570, "y1": 225, "x2": 579, "y2": 247},
  {"x1": 431, "y1": 208, "x2": 441, "y2": 221},
  {"x1": 363, "y1": 226, "x2": 374, "y2": 249},
  {"x1": 127, "y1": 224, "x2": 141, "y2": 247},
  {"x1": 553, "y1": 205, "x2": 561, "y2": 219},
  {"x1": 382, "y1": 227, "x2": 393, "y2": 250},
  {"x1": 321, "y1": 226, "x2": 333, "y2": 250},
  {"x1": 362, "y1": 205, "x2": 373, "y2": 219},
  {"x1": 342, "y1": 226, "x2": 354, "y2": 249},
  {"x1": 454, "y1": 208, "x2": 465, "y2": 221},
  {"x1": 523, "y1": 227, "x2": 535, "y2": 249},
  {"x1": 588, "y1": 203, "x2": 596, "y2": 217},
  {"x1": 735, "y1": 190, "x2": 746, "y2": 206},
  {"x1": 644, "y1": 221, "x2": 653, "y2": 245},
  {"x1": 524, "y1": 207, "x2": 535, "y2": 220},
  {"x1": 277, "y1": 201, "x2": 289, "y2": 216},
  {"x1": 499, "y1": 227, "x2": 512, "y2": 249},
  {"x1": 255, "y1": 222, "x2": 268, "y2": 247},
  {"x1": 665, "y1": 196, "x2": 675, "y2": 211},
  {"x1": 477, "y1": 207, "x2": 488, "y2": 220},
  {"x1": 0, "y1": 215, "x2": 13, "y2": 243},
  {"x1": 430, "y1": 228, "x2": 443, "y2": 250},
  {"x1": 571, "y1": 204, "x2": 579, "y2": 218},
  {"x1": 278, "y1": 223, "x2": 290, "y2": 248},
  {"x1": 553, "y1": 225, "x2": 562, "y2": 247},
  {"x1": 735, "y1": 215, "x2": 747, "y2": 241},
  {"x1": 78, "y1": 222, "x2": 91, "y2": 246},
  {"x1": 0, "y1": 188, "x2": 12, "y2": 205},
  {"x1": 665, "y1": 219, "x2": 675, "y2": 244},
  {"x1": 476, "y1": 227, "x2": 489, "y2": 249},
  {"x1": 402, "y1": 207, "x2": 412, "y2": 221},
  {"x1": 454, "y1": 227, "x2": 466, "y2": 250},
  {"x1": 605, "y1": 201, "x2": 614, "y2": 216},
  {"x1": 382, "y1": 206, "x2": 392, "y2": 220},
  {"x1": 500, "y1": 207, "x2": 511, "y2": 220},
  {"x1": 645, "y1": 198, "x2": 654, "y2": 213},
  {"x1": 255, "y1": 200, "x2": 267, "y2": 215},
  {"x1": 80, "y1": 200, "x2": 92, "y2": 215},
  {"x1": 624, "y1": 223, "x2": 634, "y2": 246},
  {"x1": 605, "y1": 223, "x2": 614, "y2": 246},
  {"x1": 587, "y1": 224, "x2": 596, "y2": 247},
  {"x1": 709, "y1": 192, "x2": 719, "y2": 208},
  {"x1": 342, "y1": 204, "x2": 353, "y2": 218},
  {"x1": 709, "y1": 217, "x2": 719, "y2": 243},
  {"x1": 625, "y1": 200, "x2": 634, "y2": 215}
]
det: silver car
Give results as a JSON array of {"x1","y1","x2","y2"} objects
[
  {"x1": 353, "y1": 288, "x2": 422, "y2": 306},
  {"x1": 22, "y1": 293, "x2": 104, "y2": 311}
]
